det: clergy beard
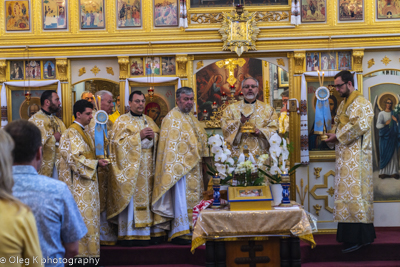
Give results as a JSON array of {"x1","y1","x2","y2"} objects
[
  {"x1": 244, "y1": 94, "x2": 256, "y2": 101},
  {"x1": 49, "y1": 102, "x2": 59, "y2": 113},
  {"x1": 179, "y1": 106, "x2": 192, "y2": 114},
  {"x1": 340, "y1": 85, "x2": 351, "y2": 98}
]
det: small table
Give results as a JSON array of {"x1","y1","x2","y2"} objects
[{"x1": 191, "y1": 207, "x2": 316, "y2": 267}]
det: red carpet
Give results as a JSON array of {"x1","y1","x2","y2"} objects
[
  {"x1": 99, "y1": 228, "x2": 400, "y2": 266},
  {"x1": 301, "y1": 227, "x2": 400, "y2": 266}
]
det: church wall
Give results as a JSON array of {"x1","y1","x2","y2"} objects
[{"x1": 70, "y1": 58, "x2": 120, "y2": 85}]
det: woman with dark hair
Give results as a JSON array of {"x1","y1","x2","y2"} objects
[{"x1": 0, "y1": 130, "x2": 43, "y2": 266}]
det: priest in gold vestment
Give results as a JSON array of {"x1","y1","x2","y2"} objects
[
  {"x1": 221, "y1": 77, "x2": 278, "y2": 158},
  {"x1": 28, "y1": 90, "x2": 66, "y2": 178},
  {"x1": 84, "y1": 90, "x2": 117, "y2": 245},
  {"x1": 152, "y1": 87, "x2": 209, "y2": 243},
  {"x1": 108, "y1": 91, "x2": 164, "y2": 245},
  {"x1": 57, "y1": 100, "x2": 109, "y2": 257},
  {"x1": 326, "y1": 71, "x2": 375, "y2": 253}
]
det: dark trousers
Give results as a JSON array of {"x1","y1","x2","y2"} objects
[{"x1": 336, "y1": 222, "x2": 376, "y2": 245}]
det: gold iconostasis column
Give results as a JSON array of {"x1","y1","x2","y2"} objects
[
  {"x1": 289, "y1": 51, "x2": 305, "y2": 201},
  {"x1": 352, "y1": 49, "x2": 364, "y2": 94},
  {"x1": 56, "y1": 58, "x2": 71, "y2": 127},
  {"x1": 118, "y1": 56, "x2": 129, "y2": 114}
]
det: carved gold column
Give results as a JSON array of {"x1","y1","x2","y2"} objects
[
  {"x1": 288, "y1": 51, "x2": 305, "y2": 201},
  {"x1": 176, "y1": 55, "x2": 188, "y2": 81},
  {"x1": 0, "y1": 60, "x2": 6, "y2": 83},
  {"x1": 352, "y1": 49, "x2": 364, "y2": 94},
  {"x1": 118, "y1": 56, "x2": 129, "y2": 114},
  {"x1": 56, "y1": 58, "x2": 71, "y2": 127}
]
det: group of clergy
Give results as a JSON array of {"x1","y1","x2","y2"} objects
[{"x1": 28, "y1": 77, "x2": 279, "y2": 257}]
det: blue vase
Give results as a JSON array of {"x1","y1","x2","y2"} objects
[
  {"x1": 281, "y1": 183, "x2": 291, "y2": 204},
  {"x1": 212, "y1": 185, "x2": 221, "y2": 207}
]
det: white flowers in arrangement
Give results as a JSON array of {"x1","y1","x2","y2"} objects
[
  {"x1": 235, "y1": 160, "x2": 258, "y2": 175},
  {"x1": 207, "y1": 134, "x2": 235, "y2": 178},
  {"x1": 269, "y1": 132, "x2": 289, "y2": 175}
]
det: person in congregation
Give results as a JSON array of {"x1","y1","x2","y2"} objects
[
  {"x1": 57, "y1": 100, "x2": 109, "y2": 257},
  {"x1": 221, "y1": 77, "x2": 278, "y2": 159},
  {"x1": 4, "y1": 120, "x2": 87, "y2": 266},
  {"x1": 152, "y1": 87, "x2": 209, "y2": 244},
  {"x1": 325, "y1": 70, "x2": 375, "y2": 253},
  {"x1": 28, "y1": 90, "x2": 66, "y2": 178},
  {"x1": 84, "y1": 90, "x2": 118, "y2": 246},
  {"x1": 0, "y1": 129, "x2": 43, "y2": 267},
  {"x1": 108, "y1": 91, "x2": 164, "y2": 246}
]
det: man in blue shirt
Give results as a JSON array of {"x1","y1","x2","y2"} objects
[{"x1": 5, "y1": 120, "x2": 88, "y2": 267}]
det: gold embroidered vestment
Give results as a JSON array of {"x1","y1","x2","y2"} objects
[
  {"x1": 333, "y1": 91, "x2": 374, "y2": 223},
  {"x1": 29, "y1": 110, "x2": 66, "y2": 177},
  {"x1": 152, "y1": 107, "x2": 209, "y2": 235},
  {"x1": 57, "y1": 124, "x2": 100, "y2": 257},
  {"x1": 107, "y1": 113, "x2": 159, "y2": 230},
  {"x1": 221, "y1": 100, "x2": 279, "y2": 158}
]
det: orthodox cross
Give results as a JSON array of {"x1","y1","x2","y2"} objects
[
  {"x1": 234, "y1": 241, "x2": 270, "y2": 267},
  {"x1": 215, "y1": 58, "x2": 246, "y2": 86}
]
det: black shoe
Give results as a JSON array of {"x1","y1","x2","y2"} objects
[
  {"x1": 171, "y1": 237, "x2": 192, "y2": 245},
  {"x1": 342, "y1": 243, "x2": 363, "y2": 253}
]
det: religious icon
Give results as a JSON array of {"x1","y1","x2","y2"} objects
[
  {"x1": 79, "y1": 0, "x2": 105, "y2": 29},
  {"x1": 130, "y1": 57, "x2": 144, "y2": 76},
  {"x1": 239, "y1": 189, "x2": 262, "y2": 197},
  {"x1": 338, "y1": 51, "x2": 351, "y2": 70},
  {"x1": 10, "y1": 61, "x2": 24, "y2": 80},
  {"x1": 5, "y1": 0, "x2": 30, "y2": 31},
  {"x1": 43, "y1": 60, "x2": 56, "y2": 79},
  {"x1": 377, "y1": 0, "x2": 400, "y2": 19},
  {"x1": 145, "y1": 57, "x2": 160, "y2": 75},
  {"x1": 154, "y1": 0, "x2": 178, "y2": 27},
  {"x1": 25, "y1": 60, "x2": 41, "y2": 80},
  {"x1": 301, "y1": 0, "x2": 326, "y2": 22},
  {"x1": 189, "y1": 0, "x2": 288, "y2": 8},
  {"x1": 370, "y1": 85, "x2": 400, "y2": 201},
  {"x1": 195, "y1": 58, "x2": 264, "y2": 121},
  {"x1": 43, "y1": 0, "x2": 67, "y2": 29},
  {"x1": 306, "y1": 52, "x2": 320, "y2": 71},
  {"x1": 9, "y1": 90, "x2": 45, "y2": 121},
  {"x1": 117, "y1": 0, "x2": 141, "y2": 28},
  {"x1": 144, "y1": 94, "x2": 169, "y2": 127},
  {"x1": 320, "y1": 52, "x2": 337, "y2": 71},
  {"x1": 278, "y1": 67, "x2": 289, "y2": 88},
  {"x1": 161, "y1": 57, "x2": 176, "y2": 75},
  {"x1": 338, "y1": 0, "x2": 363, "y2": 21}
]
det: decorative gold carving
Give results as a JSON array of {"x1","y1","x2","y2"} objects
[
  {"x1": 118, "y1": 56, "x2": 129, "y2": 80},
  {"x1": 196, "y1": 61, "x2": 204, "y2": 70},
  {"x1": 176, "y1": 55, "x2": 188, "y2": 78},
  {"x1": 190, "y1": 13, "x2": 223, "y2": 24},
  {"x1": 56, "y1": 58, "x2": 68, "y2": 82},
  {"x1": 78, "y1": 67, "x2": 86, "y2": 77},
  {"x1": 255, "y1": 11, "x2": 289, "y2": 22},
  {"x1": 106, "y1": 67, "x2": 114, "y2": 75},
  {"x1": 313, "y1": 204, "x2": 322, "y2": 216},
  {"x1": 265, "y1": 81, "x2": 270, "y2": 104},
  {"x1": 91, "y1": 66, "x2": 100, "y2": 76},
  {"x1": 296, "y1": 178, "x2": 309, "y2": 207},
  {"x1": 277, "y1": 58, "x2": 285, "y2": 67},
  {"x1": 216, "y1": 58, "x2": 246, "y2": 86},
  {"x1": 219, "y1": 10, "x2": 260, "y2": 57},
  {"x1": 381, "y1": 56, "x2": 391, "y2": 66},
  {"x1": 0, "y1": 60, "x2": 7, "y2": 82},
  {"x1": 368, "y1": 59, "x2": 375, "y2": 68},
  {"x1": 310, "y1": 170, "x2": 335, "y2": 213},
  {"x1": 314, "y1": 167, "x2": 322, "y2": 179},
  {"x1": 327, "y1": 187, "x2": 335, "y2": 197},
  {"x1": 352, "y1": 49, "x2": 364, "y2": 72},
  {"x1": 205, "y1": 102, "x2": 227, "y2": 128},
  {"x1": 293, "y1": 52, "x2": 305, "y2": 74}
]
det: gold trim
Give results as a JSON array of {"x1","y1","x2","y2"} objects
[
  {"x1": 168, "y1": 230, "x2": 191, "y2": 241},
  {"x1": 315, "y1": 229, "x2": 337, "y2": 234},
  {"x1": 309, "y1": 151, "x2": 336, "y2": 161},
  {"x1": 150, "y1": 232, "x2": 166, "y2": 238},
  {"x1": 310, "y1": 170, "x2": 335, "y2": 214},
  {"x1": 100, "y1": 241, "x2": 117, "y2": 245},
  {"x1": 363, "y1": 68, "x2": 400, "y2": 77},
  {"x1": 314, "y1": 167, "x2": 322, "y2": 178},
  {"x1": 118, "y1": 235, "x2": 151, "y2": 240},
  {"x1": 78, "y1": 67, "x2": 86, "y2": 77},
  {"x1": 278, "y1": 67, "x2": 289, "y2": 88},
  {"x1": 381, "y1": 56, "x2": 391, "y2": 66},
  {"x1": 368, "y1": 59, "x2": 375, "y2": 69},
  {"x1": 71, "y1": 77, "x2": 119, "y2": 86}
]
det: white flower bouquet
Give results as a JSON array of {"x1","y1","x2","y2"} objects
[
  {"x1": 206, "y1": 134, "x2": 235, "y2": 185},
  {"x1": 258, "y1": 132, "x2": 302, "y2": 184},
  {"x1": 234, "y1": 160, "x2": 264, "y2": 186}
]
